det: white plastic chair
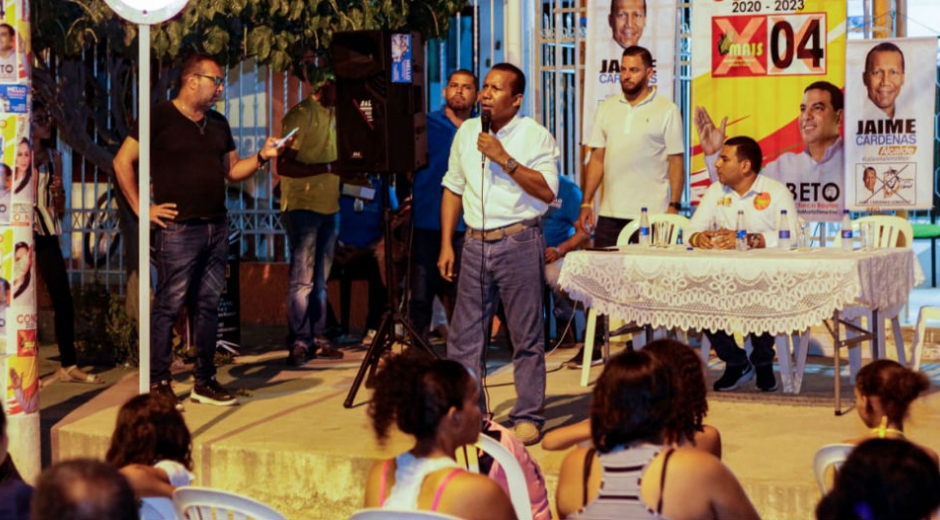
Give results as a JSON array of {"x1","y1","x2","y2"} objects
[
  {"x1": 347, "y1": 509, "x2": 463, "y2": 520},
  {"x1": 580, "y1": 214, "x2": 690, "y2": 386},
  {"x1": 813, "y1": 443, "x2": 854, "y2": 495},
  {"x1": 833, "y1": 215, "x2": 912, "y2": 379},
  {"x1": 454, "y1": 433, "x2": 533, "y2": 520},
  {"x1": 911, "y1": 306, "x2": 940, "y2": 371},
  {"x1": 173, "y1": 486, "x2": 287, "y2": 520}
]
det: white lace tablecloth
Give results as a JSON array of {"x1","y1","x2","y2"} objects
[{"x1": 559, "y1": 245, "x2": 923, "y2": 336}]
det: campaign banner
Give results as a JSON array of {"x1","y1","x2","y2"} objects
[
  {"x1": 844, "y1": 37, "x2": 936, "y2": 210},
  {"x1": 581, "y1": 0, "x2": 677, "y2": 143},
  {"x1": 691, "y1": 0, "x2": 847, "y2": 221}
]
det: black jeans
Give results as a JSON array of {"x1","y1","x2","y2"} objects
[
  {"x1": 705, "y1": 330, "x2": 776, "y2": 368},
  {"x1": 35, "y1": 234, "x2": 76, "y2": 367},
  {"x1": 591, "y1": 216, "x2": 634, "y2": 345},
  {"x1": 408, "y1": 227, "x2": 463, "y2": 340},
  {"x1": 594, "y1": 216, "x2": 633, "y2": 248}
]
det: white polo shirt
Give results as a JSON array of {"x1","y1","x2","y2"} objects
[
  {"x1": 586, "y1": 88, "x2": 684, "y2": 219},
  {"x1": 442, "y1": 114, "x2": 560, "y2": 230}
]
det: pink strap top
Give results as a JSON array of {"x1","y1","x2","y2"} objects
[{"x1": 379, "y1": 458, "x2": 465, "y2": 511}]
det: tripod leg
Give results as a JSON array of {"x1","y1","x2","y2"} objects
[
  {"x1": 343, "y1": 310, "x2": 394, "y2": 408},
  {"x1": 397, "y1": 312, "x2": 440, "y2": 359}
]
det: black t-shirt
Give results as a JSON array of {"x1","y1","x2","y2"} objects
[{"x1": 132, "y1": 101, "x2": 237, "y2": 221}]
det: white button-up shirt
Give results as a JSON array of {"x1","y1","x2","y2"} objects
[{"x1": 442, "y1": 114, "x2": 560, "y2": 230}]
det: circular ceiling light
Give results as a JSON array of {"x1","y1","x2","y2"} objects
[{"x1": 102, "y1": 0, "x2": 189, "y2": 24}]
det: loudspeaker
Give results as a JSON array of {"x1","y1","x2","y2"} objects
[{"x1": 333, "y1": 30, "x2": 427, "y2": 173}]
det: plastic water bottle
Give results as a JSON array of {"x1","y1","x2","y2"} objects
[
  {"x1": 841, "y1": 210, "x2": 853, "y2": 251},
  {"x1": 735, "y1": 210, "x2": 747, "y2": 250},
  {"x1": 638, "y1": 207, "x2": 650, "y2": 246},
  {"x1": 778, "y1": 210, "x2": 791, "y2": 250}
]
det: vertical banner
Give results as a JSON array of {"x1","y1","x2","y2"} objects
[
  {"x1": 844, "y1": 37, "x2": 936, "y2": 210},
  {"x1": 691, "y1": 0, "x2": 847, "y2": 221},
  {"x1": 0, "y1": 0, "x2": 36, "y2": 482},
  {"x1": 582, "y1": 0, "x2": 677, "y2": 143}
]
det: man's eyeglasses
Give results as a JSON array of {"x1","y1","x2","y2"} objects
[{"x1": 195, "y1": 73, "x2": 225, "y2": 87}]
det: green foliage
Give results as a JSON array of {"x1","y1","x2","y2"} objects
[
  {"x1": 32, "y1": 0, "x2": 464, "y2": 80},
  {"x1": 73, "y1": 284, "x2": 138, "y2": 367}
]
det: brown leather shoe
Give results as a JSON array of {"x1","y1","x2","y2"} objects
[{"x1": 316, "y1": 345, "x2": 344, "y2": 360}]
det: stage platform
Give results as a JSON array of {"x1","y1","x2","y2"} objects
[{"x1": 37, "y1": 289, "x2": 940, "y2": 520}]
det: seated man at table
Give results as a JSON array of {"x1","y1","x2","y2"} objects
[{"x1": 686, "y1": 136, "x2": 798, "y2": 392}]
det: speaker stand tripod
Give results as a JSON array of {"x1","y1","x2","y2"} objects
[{"x1": 343, "y1": 177, "x2": 438, "y2": 408}]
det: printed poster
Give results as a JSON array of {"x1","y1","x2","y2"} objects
[
  {"x1": 582, "y1": 0, "x2": 677, "y2": 143},
  {"x1": 691, "y1": 0, "x2": 847, "y2": 221},
  {"x1": 844, "y1": 37, "x2": 936, "y2": 210}
]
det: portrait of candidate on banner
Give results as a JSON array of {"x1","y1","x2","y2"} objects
[
  {"x1": 844, "y1": 37, "x2": 936, "y2": 210},
  {"x1": 581, "y1": 0, "x2": 677, "y2": 143}
]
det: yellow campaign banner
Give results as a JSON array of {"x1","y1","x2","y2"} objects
[{"x1": 691, "y1": 0, "x2": 846, "y2": 221}]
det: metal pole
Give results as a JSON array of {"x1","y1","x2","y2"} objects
[{"x1": 138, "y1": 23, "x2": 152, "y2": 394}]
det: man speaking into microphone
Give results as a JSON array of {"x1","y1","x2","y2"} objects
[{"x1": 438, "y1": 63, "x2": 560, "y2": 446}]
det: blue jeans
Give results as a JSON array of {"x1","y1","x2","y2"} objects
[
  {"x1": 409, "y1": 227, "x2": 463, "y2": 340},
  {"x1": 151, "y1": 218, "x2": 228, "y2": 384},
  {"x1": 447, "y1": 226, "x2": 546, "y2": 427},
  {"x1": 285, "y1": 210, "x2": 339, "y2": 350}
]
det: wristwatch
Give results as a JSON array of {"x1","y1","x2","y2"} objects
[
  {"x1": 669, "y1": 201, "x2": 682, "y2": 211},
  {"x1": 503, "y1": 157, "x2": 519, "y2": 175}
]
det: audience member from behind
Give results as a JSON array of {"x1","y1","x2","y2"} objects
[
  {"x1": 556, "y1": 349, "x2": 758, "y2": 519},
  {"x1": 544, "y1": 339, "x2": 721, "y2": 459},
  {"x1": 0, "y1": 405, "x2": 32, "y2": 520},
  {"x1": 816, "y1": 438, "x2": 940, "y2": 520},
  {"x1": 365, "y1": 355, "x2": 516, "y2": 519},
  {"x1": 850, "y1": 359, "x2": 936, "y2": 462},
  {"x1": 32, "y1": 458, "x2": 138, "y2": 520},
  {"x1": 106, "y1": 393, "x2": 194, "y2": 519}
]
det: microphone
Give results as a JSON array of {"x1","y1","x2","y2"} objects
[{"x1": 480, "y1": 110, "x2": 492, "y2": 171}]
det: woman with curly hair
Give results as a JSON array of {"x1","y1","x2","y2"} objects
[
  {"x1": 543, "y1": 339, "x2": 721, "y2": 458},
  {"x1": 105, "y1": 393, "x2": 194, "y2": 519},
  {"x1": 363, "y1": 354, "x2": 516, "y2": 519},
  {"x1": 556, "y1": 349, "x2": 757, "y2": 519},
  {"x1": 847, "y1": 359, "x2": 936, "y2": 463}
]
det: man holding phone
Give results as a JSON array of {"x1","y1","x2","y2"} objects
[{"x1": 276, "y1": 78, "x2": 345, "y2": 366}]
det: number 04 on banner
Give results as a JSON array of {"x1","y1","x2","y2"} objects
[{"x1": 711, "y1": 13, "x2": 827, "y2": 78}]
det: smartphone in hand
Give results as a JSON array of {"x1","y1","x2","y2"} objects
[{"x1": 275, "y1": 127, "x2": 299, "y2": 148}]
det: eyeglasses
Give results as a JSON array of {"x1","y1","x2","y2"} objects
[
  {"x1": 33, "y1": 115, "x2": 51, "y2": 125},
  {"x1": 195, "y1": 73, "x2": 225, "y2": 87}
]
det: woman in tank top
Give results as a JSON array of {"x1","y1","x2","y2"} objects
[
  {"x1": 556, "y1": 350, "x2": 760, "y2": 520},
  {"x1": 543, "y1": 340, "x2": 721, "y2": 458},
  {"x1": 363, "y1": 355, "x2": 516, "y2": 519}
]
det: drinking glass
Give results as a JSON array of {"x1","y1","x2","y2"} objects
[
  {"x1": 797, "y1": 220, "x2": 809, "y2": 249},
  {"x1": 862, "y1": 222, "x2": 877, "y2": 249},
  {"x1": 655, "y1": 222, "x2": 670, "y2": 247}
]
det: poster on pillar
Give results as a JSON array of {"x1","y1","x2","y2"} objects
[
  {"x1": 0, "y1": 0, "x2": 32, "y2": 420},
  {"x1": 581, "y1": 0, "x2": 677, "y2": 143},
  {"x1": 844, "y1": 37, "x2": 936, "y2": 211},
  {"x1": 690, "y1": 0, "x2": 846, "y2": 221},
  {"x1": 4, "y1": 220, "x2": 37, "y2": 416}
]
